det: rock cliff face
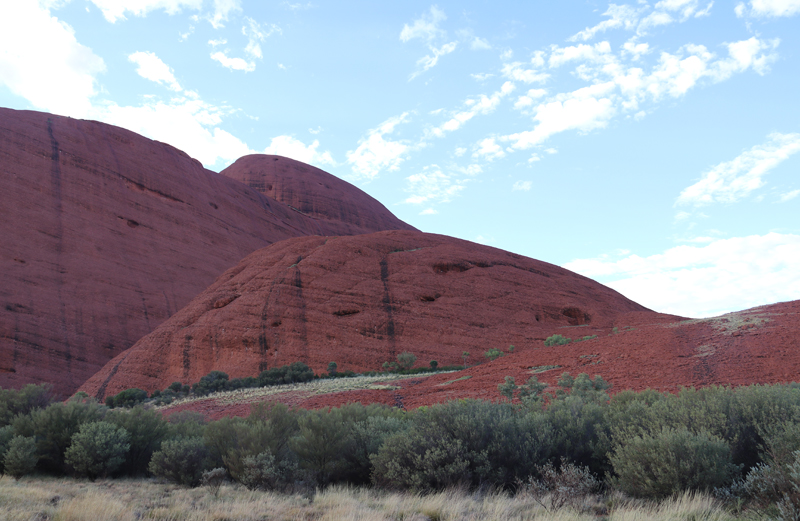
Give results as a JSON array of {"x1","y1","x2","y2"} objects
[
  {"x1": 0, "y1": 108, "x2": 412, "y2": 396},
  {"x1": 79, "y1": 230, "x2": 650, "y2": 399},
  {"x1": 221, "y1": 155, "x2": 416, "y2": 236}
]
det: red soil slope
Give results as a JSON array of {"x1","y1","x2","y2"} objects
[
  {"x1": 0, "y1": 108, "x2": 412, "y2": 396},
  {"x1": 155, "y1": 300, "x2": 800, "y2": 420},
  {"x1": 80, "y1": 230, "x2": 649, "y2": 399},
  {"x1": 221, "y1": 155, "x2": 417, "y2": 236}
]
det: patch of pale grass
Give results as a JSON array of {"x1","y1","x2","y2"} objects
[
  {"x1": 609, "y1": 491, "x2": 736, "y2": 521},
  {"x1": 0, "y1": 477, "x2": 745, "y2": 521}
]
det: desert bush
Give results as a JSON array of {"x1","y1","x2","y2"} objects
[
  {"x1": 104, "y1": 388, "x2": 148, "y2": 408},
  {"x1": 484, "y1": 348, "x2": 504, "y2": 361},
  {"x1": 397, "y1": 351, "x2": 417, "y2": 370},
  {"x1": 0, "y1": 384, "x2": 54, "y2": 427},
  {"x1": 148, "y1": 436, "x2": 211, "y2": 487},
  {"x1": 106, "y1": 406, "x2": 169, "y2": 475},
  {"x1": 291, "y1": 408, "x2": 350, "y2": 486},
  {"x1": 429, "y1": 360, "x2": 438, "y2": 370},
  {"x1": 258, "y1": 362, "x2": 315, "y2": 387},
  {"x1": 201, "y1": 467, "x2": 227, "y2": 496},
  {"x1": 0, "y1": 424, "x2": 14, "y2": 475},
  {"x1": 192, "y1": 370, "x2": 230, "y2": 396},
  {"x1": 610, "y1": 427, "x2": 738, "y2": 499},
  {"x1": 65, "y1": 421, "x2": 131, "y2": 480},
  {"x1": 3, "y1": 435, "x2": 38, "y2": 479},
  {"x1": 327, "y1": 362, "x2": 338, "y2": 375},
  {"x1": 520, "y1": 458, "x2": 598, "y2": 511},
  {"x1": 12, "y1": 396, "x2": 105, "y2": 474},
  {"x1": 371, "y1": 399, "x2": 551, "y2": 491},
  {"x1": 165, "y1": 410, "x2": 206, "y2": 439},
  {"x1": 544, "y1": 334, "x2": 571, "y2": 347}
]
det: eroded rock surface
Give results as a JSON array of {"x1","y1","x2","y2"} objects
[
  {"x1": 80, "y1": 230, "x2": 650, "y2": 399},
  {"x1": 0, "y1": 109, "x2": 412, "y2": 396}
]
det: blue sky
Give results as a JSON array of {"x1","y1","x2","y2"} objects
[{"x1": 1, "y1": 0, "x2": 799, "y2": 318}]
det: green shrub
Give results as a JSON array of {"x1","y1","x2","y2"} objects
[
  {"x1": 610, "y1": 427, "x2": 738, "y2": 499},
  {"x1": 104, "y1": 388, "x2": 148, "y2": 408},
  {"x1": 291, "y1": 408, "x2": 351, "y2": 486},
  {"x1": 0, "y1": 384, "x2": 54, "y2": 427},
  {"x1": 327, "y1": 362, "x2": 338, "y2": 375},
  {"x1": 257, "y1": 363, "x2": 315, "y2": 387},
  {"x1": 371, "y1": 400, "x2": 550, "y2": 491},
  {"x1": 106, "y1": 406, "x2": 169, "y2": 475},
  {"x1": 544, "y1": 334, "x2": 571, "y2": 347},
  {"x1": 0, "y1": 425, "x2": 14, "y2": 475},
  {"x1": 484, "y1": 348, "x2": 504, "y2": 361},
  {"x1": 396, "y1": 352, "x2": 417, "y2": 370},
  {"x1": 3, "y1": 435, "x2": 38, "y2": 479},
  {"x1": 12, "y1": 397, "x2": 105, "y2": 474},
  {"x1": 166, "y1": 411, "x2": 207, "y2": 439},
  {"x1": 65, "y1": 421, "x2": 131, "y2": 480},
  {"x1": 192, "y1": 371, "x2": 230, "y2": 396},
  {"x1": 429, "y1": 360, "x2": 438, "y2": 370},
  {"x1": 148, "y1": 437, "x2": 210, "y2": 487}
]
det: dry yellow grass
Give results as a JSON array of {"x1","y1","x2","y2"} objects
[{"x1": 0, "y1": 476, "x2": 742, "y2": 521}]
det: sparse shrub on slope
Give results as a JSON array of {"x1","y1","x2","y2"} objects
[
  {"x1": 0, "y1": 384, "x2": 54, "y2": 427},
  {"x1": 104, "y1": 388, "x2": 148, "y2": 408},
  {"x1": 65, "y1": 421, "x2": 131, "y2": 480},
  {"x1": 544, "y1": 334, "x2": 571, "y2": 347}
]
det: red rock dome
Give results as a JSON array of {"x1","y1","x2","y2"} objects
[{"x1": 80, "y1": 230, "x2": 650, "y2": 399}]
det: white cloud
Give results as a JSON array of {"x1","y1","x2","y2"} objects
[
  {"x1": 404, "y1": 165, "x2": 466, "y2": 205},
  {"x1": 779, "y1": 189, "x2": 800, "y2": 202},
  {"x1": 514, "y1": 89, "x2": 547, "y2": 110},
  {"x1": 563, "y1": 233, "x2": 800, "y2": 317},
  {"x1": 430, "y1": 81, "x2": 514, "y2": 137},
  {"x1": 128, "y1": 51, "x2": 182, "y2": 91},
  {"x1": 400, "y1": 5, "x2": 446, "y2": 42},
  {"x1": 471, "y1": 72, "x2": 494, "y2": 81},
  {"x1": 242, "y1": 17, "x2": 280, "y2": 60},
  {"x1": 569, "y1": 4, "x2": 641, "y2": 41},
  {"x1": 549, "y1": 41, "x2": 612, "y2": 68},
  {"x1": 420, "y1": 208, "x2": 438, "y2": 215},
  {"x1": 410, "y1": 41, "x2": 457, "y2": 80},
  {"x1": 0, "y1": 2, "x2": 105, "y2": 117},
  {"x1": 472, "y1": 137, "x2": 505, "y2": 160},
  {"x1": 208, "y1": 38, "x2": 227, "y2": 46},
  {"x1": 346, "y1": 113, "x2": 411, "y2": 180},
  {"x1": 454, "y1": 147, "x2": 467, "y2": 157},
  {"x1": 739, "y1": 0, "x2": 800, "y2": 17},
  {"x1": 208, "y1": 0, "x2": 241, "y2": 28},
  {"x1": 92, "y1": 96, "x2": 252, "y2": 168},
  {"x1": 211, "y1": 51, "x2": 255, "y2": 72},
  {"x1": 89, "y1": 0, "x2": 202, "y2": 23},
  {"x1": 677, "y1": 133, "x2": 800, "y2": 205},
  {"x1": 471, "y1": 37, "x2": 491, "y2": 50},
  {"x1": 502, "y1": 91, "x2": 616, "y2": 150},
  {"x1": 501, "y1": 62, "x2": 549, "y2": 84},
  {"x1": 513, "y1": 180, "x2": 532, "y2": 191},
  {"x1": 263, "y1": 135, "x2": 335, "y2": 167}
]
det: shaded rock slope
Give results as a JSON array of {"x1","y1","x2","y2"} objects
[
  {"x1": 80, "y1": 230, "x2": 650, "y2": 399},
  {"x1": 0, "y1": 108, "x2": 413, "y2": 396}
]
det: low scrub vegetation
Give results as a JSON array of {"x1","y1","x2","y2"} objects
[{"x1": 2, "y1": 373, "x2": 800, "y2": 518}]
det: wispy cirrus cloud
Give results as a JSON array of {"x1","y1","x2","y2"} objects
[
  {"x1": 400, "y1": 6, "x2": 458, "y2": 80},
  {"x1": 677, "y1": 133, "x2": 800, "y2": 205},
  {"x1": 128, "y1": 51, "x2": 182, "y2": 91},
  {"x1": 263, "y1": 135, "x2": 335, "y2": 167},
  {"x1": 736, "y1": 0, "x2": 800, "y2": 17}
]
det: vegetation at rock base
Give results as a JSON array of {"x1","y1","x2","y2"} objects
[{"x1": 2, "y1": 376, "x2": 800, "y2": 517}]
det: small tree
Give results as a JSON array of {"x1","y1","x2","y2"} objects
[
  {"x1": 429, "y1": 360, "x2": 438, "y2": 370},
  {"x1": 397, "y1": 352, "x2": 416, "y2": 371},
  {"x1": 3, "y1": 435, "x2": 38, "y2": 479},
  {"x1": 65, "y1": 421, "x2": 131, "y2": 480},
  {"x1": 462, "y1": 351, "x2": 470, "y2": 369},
  {"x1": 327, "y1": 362, "x2": 338, "y2": 376},
  {"x1": 105, "y1": 388, "x2": 148, "y2": 408},
  {"x1": 498, "y1": 376, "x2": 518, "y2": 401}
]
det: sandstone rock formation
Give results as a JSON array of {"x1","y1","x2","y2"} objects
[
  {"x1": 80, "y1": 230, "x2": 650, "y2": 399},
  {"x1": 0, "y1": 108, "x2": 412, "y2": 396},
  {"x1": 221, "y1": 155, "x2": 415, "y2": 236}
]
